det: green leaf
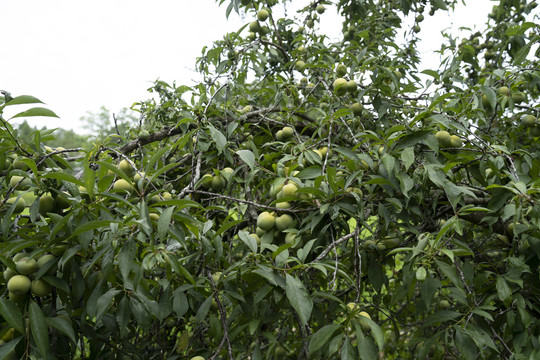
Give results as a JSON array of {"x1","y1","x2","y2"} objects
[
  {"x1": 496, "y1": 276, "x2": 512, "y2": 303},
  {"x1": 425, "y1": 310, "x2": 461, "y2": 326},
  {"x1": 95, "y1": 289, "x2": 122, "y2": 320},
  {"x1": 69, "y1": 220, "x2": 119, "y2": 240},
  {"x1": 46, "y1": 316, "x2": 77, "y2": 344},
  {"x1": 421, "y1": 69, "x2": 440, "y2": 79},
  {"x1": 513, "y1": 41, "x2": 532, "y2": 65},
  {"x1": 341, "y1": 336, "x2": 356, "y2": 359},
  {"x1": 118, "y1": 239, "x2": 137, "y2": 281},
  {"x1": 214, "y1": 218, "x2": 243, "y2": 240},
  {"x1": 0, "y1": 298, "x2": 24, "y2": 333},
  {"x1": 431, "y1": 0, "x2": 447, "y2": 10},
  {"x1": 29, "y1": 301, "x2": 50, "y2": 356},
  {"x1": 471, "y1": 309, "x2": 494, "y2": 322},
  {"x1": 11, "y1": 107, "x2": 59, "y2": 118},
  {"x1": 238, "y1": 230, "x2": 258, "y2": 253},
  {"x1": 425, "y1": 164, "x2": 447, "y2": 187},
  {"x1": 5, "y1": 95, "x2": 44, "y2": 106},
  {"x1": 480, "y1": 86, "x2": 497, "y2": 110},
  {"x1": 394, "y1": 130, "x2": 430, "y2": 149},
  {"x1": 436, "y1": 260, "x2": 461, "y2": 287},
  {"x1": 157, "y1": 206, "x2": 175, "y2": 239},
  {"x1": 296, "y1": 166, "x2": 322, "y2": 179},
  {"x1": 116, "y1": 296, "x2": 130, "y2": 338},
  {"x1": 253, "y1": 265, "x2": 285, "y2": 288},
  {"x1": 236, "y1": 149, "x2": 255, "y2": 170},
  {"x1": 196, "y1": 296, "x2": 213, "y2": 323},
  {"x1": 362, "y1": 316, "x2": 385, "y2": 350},
  {"x1": 505, "y1": 22, "x2": 536, "y2": 36},
  {"x1": 381, "y1": 153, "x2": 396, "y2": 176},
  {"x1": 173, "y1": 289, "x2": 189, "y2": 317},
  {"x1": 208, "y1": 125, "x2": 227, "y2": 152},
  {"x1": 308, "y1": 323, "x2": 341, "y2": 354},
  {"x1": 144, "y1": 143, "x2": 170, "y2": 172},
  {"x1": 0, "y1": 338, "x2": 21, "y2": 359},
  {"x1": 463, "y1": 325, "x2": 499, "y2": 352},
  {"x1": 41, "y1": 172, "x2": 85, "y2": 187},
  {"x1": 455, "y1": 329, "x2": 478, "y2": 360},
  {"x1": 334, "y1": 146, "x2": 359, "y2": 161},
  {"x1": 400, "y1": 146, "x2": 414, "y2": 170},
  {"x1": 285, "y1": 274, "x2": 313, "y2": 326},
  {"x1": 420, "y1": 277, "x2": 441, "y2": 309},
  {"x1": 357, "y1": 331, "x2": 378, "y2": 360}
]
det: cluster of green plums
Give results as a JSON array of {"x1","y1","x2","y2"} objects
[
  {"x1": 435, "y1": 130, "x2": 463, "y2": 148},
  {"x1": 3, "y1": 250, "x2": 60, "y2": 302}
]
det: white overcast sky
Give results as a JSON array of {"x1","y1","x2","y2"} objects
[{"x1": 1, "y1": 0, "x2": 493, "y2": 133}]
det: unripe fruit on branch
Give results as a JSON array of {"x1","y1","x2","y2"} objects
[
  {"x1": 39, "y1": 195, "x2": 55, "y2": 216},
  {"x1": 281, "y1": 126, "x2": 294, "y2": 139},
  {"x1": 118, "y1": 159, "x2": 135, "y2": 177},
  {"x1": 285, "y1": 232, "x2": 297, "y2": 245},
  {"x1": 37, "y1": 254, "x2": 57, "y2": 275},
  {"x1": 295, "y1": 60, "x2": 306, "y2": 71},
  {"x1": 139, "y1": 130, "x2": 150, "y2": 140},
  {"x1": 134, "y1": 171, "x2": 147, "y2": 182},
  {"x1": 3, "y1": 268, "x2": 16, "y2": 282},
  {"x1": 249, "y1": 21, "x2": 261, "y2": 33},
  {"x1": 358, "y1": 311, "x2": 371, "y2": 331},
  {"x1": 276, "y1": 201, "x2": 291, "y2": 209},
  {"x1": 149, "y1": 213, "x2": 159, "y2": 223},
  {"x1": 450, "y1": 135, "x2": 462, "y2": 148},
  {"x1": 7, "y1": 275, "x2": 31, "y2": 296},
  {"x1": 336, "y1": 64, "x2": 347, "y2": 77},
  {"x1": 201, "y1": 174, "x2": 213, "y2": 189},
  {"x1": 6, "y1": 197, "x2": 25, "y2": 214},
  {"x1": 16, "y1": 257, "x2": 37, "y2": 275},
  {"x1": 250, "y1": 233, "x2": 261, "y2": 244},
  {"x1": 51, "y1": 243, "x2": 68, "y2": 256},
  {"x1": 212, "y1": 272, "x2": 222, "y2": 284},
  {"x1": 435, "y1": 131, "x2": 452, "y2": 147},
  {"x1": 416, "y1": 266, "x2": 427, "y2": 281},
  {"x1": 351, "y1": 102, "x2": 364, "y2": 115},
  {"x1": 347, "y1": 80, "x2": 357, "y2": 93},
  {"x1": 257, "y1": 9, "x2": 269, "y2": 21},
  {"x1": 257, "y1": 212, "x2": 275, "y2": 231},
  {"x1": 211, "y1": 175, "x2": 226, "y2": 191},
  {"x1": 512, "y1": 92, "x2": 526, "y2": 103},
  {"x1": 281, "y1": 183, "x2": 298, "y2": 197},
  {"x1": 55, "y1": 192, "x2": 71, "y2": 210},
  {"x1": 13, "y1": 158, "x2": 30, "y2": 171},
  {"x1": 333, "y1": 78, "x2": 348, "y2": 96},
  {"x1": 9, "y1": 176, "x2": 31, "y2": 190},
  {"x1": 113, "y1": 179, "x2": 134, "y2": 193},
  {"x1": 31, "y1": 279, "x2": 52, "y2": 297},
  {"x1": 522, "y1": 115, "x2": 536, "y2": 127},
  {"x1": 275, "y1": 214, "x2": 294, "y2": 231}
]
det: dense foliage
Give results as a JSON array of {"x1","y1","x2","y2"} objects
[{"x1": 1, "y1": 0, "x2": 539, "y2": 359}]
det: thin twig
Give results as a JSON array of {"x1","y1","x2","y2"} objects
[
  {"x1": 188, "y1": 189, "x2": 317, "y2": 213},
  {"x1": 0, "y1": 117, "x2": 32, "y2": 156},
  {"x1": 207, "y1": 269, "x2": 234, "y2": 360},
  {"x1": 312, "y1": 232, "x2": 355, "y2": 262}
]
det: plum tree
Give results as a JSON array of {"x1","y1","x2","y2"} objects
[{"x1": 0, "y1": 0, "x2": 539, "y2": 359}]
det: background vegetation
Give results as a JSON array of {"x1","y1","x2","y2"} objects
[{"x1": 0, "y1": 0, "x2": 539, "y2": 359}]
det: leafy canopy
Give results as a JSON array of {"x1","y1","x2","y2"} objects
[{"x1": 0, "y1": 0, "x2": 539, "y2": 359}]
